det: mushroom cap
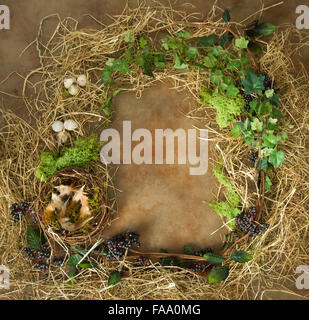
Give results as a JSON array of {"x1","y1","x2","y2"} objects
[
  {"x1": 51, "y1": 120, "x2": 64, "y2": 133},
  {"x1": 77, "y1": 74, "x2": 87, "y2": 87},
  {"x1": 64, "y1": 119, "x2": 78, "y2": 131},
  {"x1": 68, "y1": 84, "x2": 79, "y2": 96},
  {"x1": 64, "y1": 76, "x2": 75, "y2": 89}
]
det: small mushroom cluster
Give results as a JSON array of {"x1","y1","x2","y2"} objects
[
  {"x1": 52, "y1": 119, "x2": 78, "y2": 144},
  {"x1": 64, "y1": 74, "x2": 87, "y2": 96}
]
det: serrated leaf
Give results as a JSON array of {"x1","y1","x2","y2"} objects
[
  {"x1": 210, "y1": 70, "x2": 223, "y2": 86},
  {"x1": 253, "y1": 22, "x2": 277, "y2": 36},
  {"x1": 262, "y1": 134, "x2": 278, "y2": 148},
  {"x1": 222, "y1": 9, "x2": 230, "y2": 23},
  {"x1": 174, "y1": 54, "x2": 188, "y2": 69},
  {"x1": 139, "y1": 37, "x2": 148, "y2": 49},
  {"x1": 67, "y1": 253, "x2": 83, "y2": 267},
  {"x1": 26, "y1": 227, "x2": 42, "y2": 251},
  {"x1": 124, "y1": 30, "x2": 134, "y2": 43},
  {"x1": 174, "y1": 31, "x2": 190, "y2": 39},
  {"x1": 230, "y1": 124, "x2": 242, "y2": 138},
  {"x1": 208, "y1": 266, "x2": 229, "y2": 284},
  {"x1": 184, "y1": 245, "x2": 194, "y2": 255},
  {"x1": 226, "y1": 84, "x2": 239, "y2": 97},
  {"x1": 197, "y1": 35, "x2": 218, "y2": 48},
  {"x1": 242, "y1": 70, "x2": 265, "y2": 94},
  {"x1": 186, "y1": 47, "x2": 198, "y2": 60},
  {"x1": 102, "y1": 69, "x2": 113, "y2": 85},
  {"x1": 235, "y1": 37, "x2": 249, "y2": 49},
  {"x1": 108, "y1": 271, "x2": 122, "y2": 287},
  {"x1": 112, "y1": 59, "x2": 131, "y2": 74},
  {"x1": 231, "y1": 250, "x2": 253, "y2": 263},
  {"x1": 203, "y1": 54, "x2": 218, "y2": 69},
  {"x1": 265, "y1": 89, "x2": 274, "y2": 98},
  {"x1": 268, "y1": 150, "x2": 285, "y2": 168},
  {"x1": 251, "y1": 117, "x2": 263, "y2": 132},
  {"x1": 203, "y1": 253, "x2": 225, "y2": 264}
]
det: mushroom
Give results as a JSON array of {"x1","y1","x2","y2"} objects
[
  {"x1": 56, "y1": 131, "x2": 70, "y2": 144},
  {"x1": 77, "y1": 74, "x2": 87, "y2": 87},
  {"x1": 52, "y1": 121, "x2": 64, "y2": 133},
  {"x1": 68, "y1": 84, "x2": 79, "y2": 96},
  {"x1": 64, "y1": 119, "x2": 78, "y2": 131},
  {"x1": 64, "y1": 76, "x2": 75, "y2": 89}
]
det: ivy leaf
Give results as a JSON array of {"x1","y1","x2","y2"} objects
[
  {"x1": 102, "y1": 69, "x2": 113, "y2": 85},
  {"x1": 265, "y1": 175, "x2": 272, "y2": 191},
  {"x1": 174, "y1": 31, "x2": 190, "y2": 39},
  {"x1": 108, "y1": 271, "x2": 122, "y2": 287},
  {"x1": 203, "y1": 253, "x2": 225, "y2": 264},
  {"x1": 203, "y1": 54, "x2": 218, "y2": 69},
  {"x1": 268, "y1": 150, "x2": 285, "y2": 168},
  {"x1": 242, "y1": 70, "x2": 265, "y2": 94},
  {"x1": 174, "y1": 54, "x2": 188, "y2": 69},
  {"x1": 67, "y1": 253, "x2": 83, "y2": 267},
  {"x1": 257, "y1": 159, "x2": 269, "y2": 171},
  {"x1": 248, "y1": 41, "x2": 263, "y2": 54},
  {"x1": 231, "y1": 250, "x2": 253, "y2": 263},
  {"x1": 262, "y1": 133, "x2": 278, "y2": 148},
  {"x1": 124, "y1": 30, "x2": 134, "y2": 43},
  {"x1": 197, "y1": 35, "x2": 218, "y2": 48},
  {"x1": 210, "y1": 70, "x2": 223, "y2": 86},
  {"x1": 253, "y1": 22, "x2": 277, "y2": 36},
  {"x1": 154, "y1": 55, "x2": 165, "y2": 68},
  {"x1": 186, "y1": 47, "x2": 198, "y2": 60},
  {"x1": 208, "y1": 266, "x2": 229, "y2": 284},
  {"x1": 235, "y1": 37, "x2": 249, "y2": 49},
  {"x1": 251, "y1": 117, "x2": 263, "y2": 132},
  {"x1": 272, "y1": 108, "x2": 283, "y2": 119},
  {"x1": 265, "y1": 89, "x2": 274, "y2": 98},
  {"x1": 222, "y1": 9, "x2": 230, "y2": 23},
  {"x1": 230, "y1": 123, "x2": 242, "y2": 138},
  {"x1": 112, "y1": 59, "x2": 131, "y2": 75},
  {"x1": 220, "y1": 32, "x2": 234, "y2": 47},
  {"x1": 269, "y1": 93, "x2": 281, "y2": 108},
  {"x1": 184, "y1": 245, "x2": 194, "y2": 255},
  {"x1": 26, "y1": 227, "x2": 42, "y2": 251}
]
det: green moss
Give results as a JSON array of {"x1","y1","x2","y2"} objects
[
  {"x1": 200, "y1": 87, "x2": 244, "y2": 128},
  {"x1": 35, "y1": 134, "x2": 103, "y2": 182},
  {"x1": 209, "y1": 161, "x2": 241, "y2": 229}
]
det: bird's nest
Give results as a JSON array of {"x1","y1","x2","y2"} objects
[{"x1": 36, "y1": 167, "x2": 111, "y2": 246}]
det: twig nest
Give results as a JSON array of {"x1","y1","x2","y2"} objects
[
  {"x1": 64, "y1": 119, "x2": 78, "y2": 131},
  {"x1": 56, "y1": 130, "x2": 70, "y2": 144},
  {"x1": 77, "y1": 74, "x2": 87, "y2": 87},
  {"x1": 68, "y1": 84, "x2": 79, "y2": 96},
  {"x1": 52, "y1": 121, "x2": 64, "y2": 133},
  {"x1": 64, "y1": 76, "x2": 75, "y2": 89}
]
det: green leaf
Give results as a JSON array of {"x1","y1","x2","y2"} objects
[
  {"x1": 174, "y1": 54, "x2": 188, "y2": 69},
  {"x1": 203, "y1": 253, "x2": 225, "y2": 264},
  {"x1": 184, "y1": 245, "x2": 194, "y2": 255},
  {"x1": 269, "y1": 93, "x2": 281, "y2": 108},
  {"x1": 154, "y1": 55, "x2": 165, "y2": 68},
  {"x1": 225, "y1": 84, "x2": 239, "y2": 97},
  {"x1": 186, "y1": 47, "x2": 198, "y2": 60},
  {"x1": 222, "y1": 9, "x2": 230, "y2": 22},
  {"x1": 262, "y1": 134, "x2": 278, "y2": 148},
  {"x1": 68, "y1": 266, "x2": 78, "y2": 278},
  {"x1": 230, "y1": 250, "x2": 253, "y2": 263},
  {"x1": 124, "y1": 30, "x2": 134, "y2": 43},
  {"x1": 67, "y1": 253, "x2": 83, "y2": 267},
  {"x1": 265, "y1": 175, "x2": 272, "y2": 191},
  {"x1": 139, "y1": 37, "x2": 148, "y2": 49},
  {"x1": 208, "y1": 266, "x2": 229, "y2": 284},
  {"x1": 268, "y1": 150, "x2": 285, "y2": 168},
  {"x1": 265, "y1": 89, "x2": 274, "y2": 98},
  {"x1": 210, "y1": 70, "x2": 223, "y2": 86},
  {"x1": 272, "y1": 108, "x2": 283, "y2": 119},
  {"x1": 197, "y1": 35, "x2": 218, "y2": 48},
  {"x1": 26, "y1": 227, "x2": 42, "y2": 251},
  {"x1": 220, "y1": 32, "x2": 234, "y2": 47},
  {"x1": 235, "y1": 37, "x2": 249, "y2": 49},
  {"x1": 112, "y1": 59, "x2": 131, "y2": 74},
  {"x1": 251, "y1": 117, "x2": 263, "y2": 132},
  {"x1": 230, "y1": 124, "x2": 242, "y2": 138},
  {"x1": 242, "y1": 70, "x2": 265, "y2": 94},
  {"x1": 78, "y1": 263, "x2": 93, "y2": 269},
  {"x1": 102, "y1": 69, "x2": 113, "y2": 85},
  {"x1": 203, "y1": 54, "x2": 218, "y2": 69},
  {"x1": 174, "y1": 31, "x2": 190, "y2": 39},
  {"x1": 108, "y1": 271, "x2": 122, "y2": 287},
  {"x1": 253, "y1": 22, "x2": 277, "y2": 36},
  {"x1": 248, "y1": 41, "x2": 263, "y2": 54},
  {"x1": 257, "y1": 159, "x2": 269, "y2": 171}
]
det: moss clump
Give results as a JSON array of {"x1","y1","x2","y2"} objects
[
  {"x1": 209, "y1": 161, "x2": 241, "y2": 229},
  {"x1": 35, "y1": 134, "x2": 102, "y2": 182},
  {"x1": 200, "y1": 87, "x2": 244, "y2": 128}
]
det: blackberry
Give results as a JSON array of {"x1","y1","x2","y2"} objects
[
  {"x1": 249, "y1": 151, "x2": 258, "y2": 164},
  {"x1": 20, "y1": 202, "x2": 30, "y2": 211},
  {"x1": 10, "y1": 201, "x2": 30, "y2": 221},
  {"x1": 136, "y1": 256, "x2": 151, "y2": 266},
  {"x1": 241, "y1": 91, "x2": 254, "y2": 112},
  {"x1": 24, "y1": 247, "x2": 35, "y2": 260},
  {"x1": 105, "y1": 231, "x2": 140, "y2": 261},
  {"x1": 36, "y1": 262, "x2": 49, "y2": 272},
  {"x1": 52, "y1": 256, "x2": 64, "y2": 266},
  {"x1": 260, "y1": 72, "x2": 280, "y2": 93},
  {"x1": 188, "y1": 263, "x2": 208, "y2": 272},
  {"x1": 236, "y1": 211, "x2": 268, "y2": 237},
  {"x1": 249, "y1": 206, "x2": 257, "y2": 218},
  {"x1": 193, "y1": 248, "x2": 213, "y2": 257}
]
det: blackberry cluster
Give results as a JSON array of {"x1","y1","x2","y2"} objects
[
  {"x1": 106, "y1": 232, "x2": 140, "y2": 260},
  {"x1": 260, "y1": 72, "x2": 280, "y2": 93},
  {"x1": 10, "y1": 202, "x2": 29, "y2": 221},
  {"x1": 37, "y1": 245, "x2": 50, "y2": 259},
  {"x1": 24, "y1": 247, "x2": 35, "y2": 260},
  {"x1": 36, "y1": 262, "x2": 49, "y2": 272},
  {"x1": 193, "y1": 248, "x2": 213, "y2": 257},
  {"x1": 249, "y1": 151, "x2": 259, "y2": 164},
  {"x1": 236, "y1": 208, "x2": 269, "y2": 238},
  {"x1": 241, "y1": 91, "x2": 255, "y2": 112},
  {"x1": 188, "y1": 263, "x2": 208, "y2": 272},
  {"x1": 136, "y1": 256, "x2": 151, "y2": 266},
  {"x1": 52, "y1": 256, "x2": 65, "y2": 266}
]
